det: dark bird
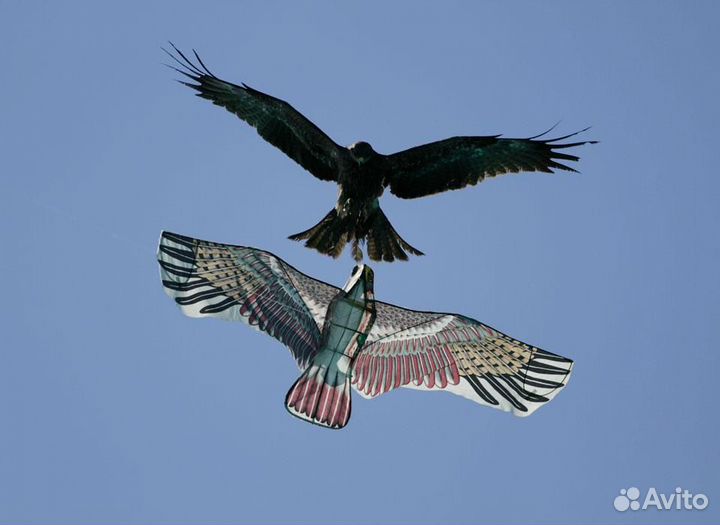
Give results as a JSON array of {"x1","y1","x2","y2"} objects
[
  {"x1": 165, "y1": 44, "x2": 596, "y2": 263},
  {"x1": 157, "y1": 231, "x2": 573, "y2": 429}
]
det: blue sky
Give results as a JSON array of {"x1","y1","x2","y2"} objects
[{"x1": 2, "y1": 1, "x2": 719, "y2": 523}]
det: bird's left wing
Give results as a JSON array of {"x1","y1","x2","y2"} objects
[
  {"x1": 385, "y1": 131, "x2": 596, "y2": 199},
  {"x1": 158, "y1": 231, "x2": 340, "y2": 369},
  {"x1": 352, "y1": 300, "x2": 573, "y2": 416},
  {"x1": 165, "y1": 44, "x2": 346, "y2": 182}
]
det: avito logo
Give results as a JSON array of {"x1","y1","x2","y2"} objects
[{"x1": 614, "y1": 487, "x2": 709, "y2": 512}]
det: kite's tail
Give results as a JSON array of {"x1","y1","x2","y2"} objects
[
  {"x1": 289, "y1": 207, "x2": 423, "y2": 262},
  {"x1": 285, "y1": 353, "x2": 352, "y2": 429}
]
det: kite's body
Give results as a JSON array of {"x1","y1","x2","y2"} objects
[
  {"x1": 286, "y1": 265, "x2": 376, "y2": 428},
  {"x1": 165, "y1": 44, "x2": 595, "y2": 262},
  {"x1": 158, "y1": 231, "x2": 573, "y2": 429}
]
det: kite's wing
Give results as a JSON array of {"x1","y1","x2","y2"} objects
[
  {"x1": 158, "y1": 231, "x2": 340, "y2": 369},
  {"x1": 385, "y1": 131, "x2": 596, "y2": 199},
  {"x1": 165, "y1": 43, "x2": 346, "y2": 182},
  {"x1": 352, "y1": 301, "x2": 573, "y2": 416}
]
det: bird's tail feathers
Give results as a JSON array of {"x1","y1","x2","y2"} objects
[
  {"x1": 289, "y1": 208, "x2": 349, "y2": 259},
  {"x1": 366, "y1": 207, "x2": 424, "y2": 262},
  {"x1": 285, "y1": 361, "x2": 352, "y2": 429},
  {"x1": 289, "y1": 207, "x2": 423, "y2": 262}
]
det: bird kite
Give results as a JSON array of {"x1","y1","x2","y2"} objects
[
  {"x1": 164, "y1": 44, "x2": 596, "y2": 262},
  {"x1": 158, "y1": 231, "x2": 573, "y2": 429}
]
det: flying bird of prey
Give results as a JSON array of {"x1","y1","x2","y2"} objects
[
  {"x1": 165, "y1": 44, "x2": 596, "y2": 263},
  {"x1": 158, "y1": 231, "x2": 573, "y2": 429}
]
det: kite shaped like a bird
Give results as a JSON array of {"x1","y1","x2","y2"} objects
[
  {"x1": 158, "y1": 231, "x2": 573, "y2": 429},
  {"x1": 165, "y1": 44, "x2": 596, "y2": 263}
]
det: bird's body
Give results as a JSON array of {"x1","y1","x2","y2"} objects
[
  {"x1": 339, "y1": 145, "x2": 385, "y2": 213},
  {"x1": 166, "y1": 44, "x2": 596, "y2": 262}
]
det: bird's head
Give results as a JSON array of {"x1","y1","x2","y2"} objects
[{"x1": 348, "y1": 141, "x2": 376, "y2": 164}]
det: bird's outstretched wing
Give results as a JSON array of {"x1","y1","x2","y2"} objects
[
  {"x1": 385, "y1": 130, "x2": 597, "y2": 199},
  {"x1": 164, "y1": 43, "x2": 346, "y2": 182},
  {"x1": 352, "y1": 301, "x2": 573, "y2": 416},
  {"x1": 158, "y1": 231, "x2": 340, "y2": 369}
]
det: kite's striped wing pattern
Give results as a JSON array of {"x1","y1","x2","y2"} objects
[
  {"x1": 158, "y1": 231, "x2": 340, "y2": 369},
  {"x1": 352, "y1": 301, "x2": 573, "y2": 416},
  {"x1": 386, "y1": 132, "x2": 596, "y2": 199},
  {"x1": 165, "y1": 44, "x2": 346, "y2": 182}
]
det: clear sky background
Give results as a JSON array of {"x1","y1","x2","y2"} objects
[{"x1": 2, "y1": 1, "x2": 719, "y2": 524}]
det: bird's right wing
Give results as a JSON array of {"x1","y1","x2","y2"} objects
[
  {"x1": 157, "y1": 231, "x2": 340, "y2": 370},
  {"x1": 385, "y1": 131, "x2": 596, "y2": 199},
  {"x1": 353, "y1": 300, "x2": 573, "y2": 416},
  {"x1": 165, "y1": 43, "x2": 347, "y2": 182}
]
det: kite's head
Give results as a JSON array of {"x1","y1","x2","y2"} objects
[
  {"x1": 344, "y1": 264, "x2": 375, "y2": 297},
  {"x1": 348, "y1": 141, "x2": 376, "y2": 164}
]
